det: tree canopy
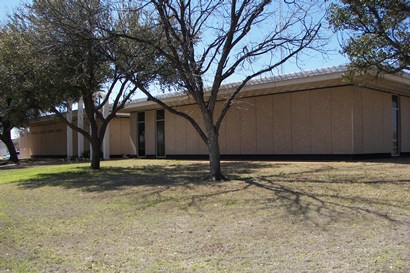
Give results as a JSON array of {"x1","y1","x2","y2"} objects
[
  {"x1": 10, "y1": 0, "x2": 166, "y2": 168},
  {"x1": 328, "y1": 0, "x2": 410, "y2": 74},
  {"x1": 0, "y1": 23, "x2": 42, "y2": 162}
]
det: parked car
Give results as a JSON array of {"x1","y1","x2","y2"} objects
[{"x1": 2, "y1": 151, "x2": 19, "y2": 160}]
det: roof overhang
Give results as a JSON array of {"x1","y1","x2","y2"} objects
[
  {"x1": 120, "y1": 65, "x2": 410, "y2": 113},
  {"x1": 28, "y1": 111, "x2": 130, "y2": 127}
]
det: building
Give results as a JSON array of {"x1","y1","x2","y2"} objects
[
  {"x1": 20, "y1": 66, "x2": 410, "y2": 159},
  {"x1": 19, "y1": 114, "x2": 132, "y2": 159}
]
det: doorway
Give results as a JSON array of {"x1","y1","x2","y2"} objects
[
  {"x1": 137, "y1": 112, "x2": 145, "y2": 157},
  {"x1": 392, "y1": 95, "x2": 400, "y2": 156},
  {"x1": 156, "y1": 110, "x2": 165, "y2": 157}
]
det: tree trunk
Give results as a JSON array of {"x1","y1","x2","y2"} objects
[
  {"x1": 90, "y1": 137, "x2": 101, "y2": 170},
  {"x1": 1, "y1": 128, "x2": 19, "y2": 163},
  {"x1": 206, "y1": 126, "x2": 226, "y2": 181}
]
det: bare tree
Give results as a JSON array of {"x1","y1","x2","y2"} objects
[{"x1": 122, "y1": 0, "x2": 324, "y2": 180}]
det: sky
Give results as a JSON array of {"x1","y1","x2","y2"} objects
[
  {"x1": 1, "y1": 0, "x2": 348, "y2": 75},
  {"x1": 0, "y1": 0, "x2": 25, "y2": 18}
]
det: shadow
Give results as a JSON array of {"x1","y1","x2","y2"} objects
[
  {"x1": 247, "y1": 172, "x2": 410, "y2": 186},
  {"x1": 227, "y1": 162, "x2": 410, "y2": 185},
  {"x1": 14, "y1": 160, "x2": 409, "y2": 227},
  {"x1": 222, "y1": 160, "x2": 410, "y2": 227},
  {"x1": 18, "y1": 165, "x2": 201, "y2": 192},
  {"x1": 16, "y1": 161, "x2": 274, "y2": 192},
  {"x1": 244, "y1": 178, "x2": 402, "y2": 224},
  {"x1": 235, "y1": 165, "x2": 410, "y2": 227},
  {"x1": 16, "y1": 161, "x2": 259, "y2": 213}
]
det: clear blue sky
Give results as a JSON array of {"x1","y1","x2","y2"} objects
[{"x1": 0, "y1": 0, "x2": 27, "y2": 20}]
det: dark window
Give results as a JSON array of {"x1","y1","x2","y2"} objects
[
  {"x1": 392, "y1": 96, "x2": 399, "y2": 156},
  {"x1": 137, "y1": 112, "x2": 145, "y2": 157},
  {"x1": 392, "y1": 96, "x2": 399, "y2": 108},
  {"x1": 156, "y1": 110, "x2": 165, "y2": 157},
  {"x1": 156, "y1": 109, "x2": 165, "y2": 121},
  {"x1": 138, "y1": 112, "x2": 145, "y2": 122}
]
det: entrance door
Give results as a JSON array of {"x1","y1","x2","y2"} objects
[
  {"x1": 392, "y1": 96, "x2": 399, "y2": 156},
  {"x1": 137, "y1": 112, "x2": 145, "y2": 157},
  {"x1": 156, "y1": 110, "x2": 165, "y2": 157}
]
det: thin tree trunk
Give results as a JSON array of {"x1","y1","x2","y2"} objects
[
  {"x1": 90, "y1": 137, "x2": 101, "y2": 169},
  {"x1": 1, "y1": 128, "x2": 19, "y2": 163},
  {"x1": 206, "y1": 126, "x2": 226, "y2": 181}
]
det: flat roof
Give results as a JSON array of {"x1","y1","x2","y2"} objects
[{"x1": 121, "y1": 65, "x2": 410, "y2": 112}]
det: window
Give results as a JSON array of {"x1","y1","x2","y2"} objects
[
  {"x1": 392, "y1": 96, "x2": 399, "y2": 156},
  {"x1": 137, "y1": 112, "x2": 145, "y2": 157},
  {"x1": 156, "y1": 110, "x2": 165, "y2": 157}
]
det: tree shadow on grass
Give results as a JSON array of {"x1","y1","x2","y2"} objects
[
  {"x1": 235, "y1": 170, "x2": 410, "y2": 227},
  {"x1": 16, "y1": 160, "x2": 409, "y2": 226},
  {"x1": 224, "y1": 162, "x2": 410, "y2": 226},
  {"x1": 17, "y1": 165, "x2": 198, "y2": 192},
  {"x1": 16, "y1": 161, "x2": 277, "y2": 192},
  {"x1": 15, "y1": 161, "x2": 262, "y2": 214}
]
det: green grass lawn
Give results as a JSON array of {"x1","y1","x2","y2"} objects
[{"x1": 0, "y1": 158, "x2": 409, "y2": 272}]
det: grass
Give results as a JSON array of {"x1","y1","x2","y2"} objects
[{"x1": 0, "y1": 158, "x2": 409, "y2": 272}]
